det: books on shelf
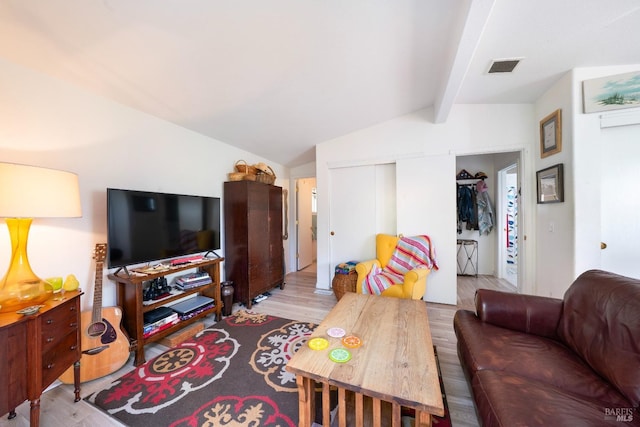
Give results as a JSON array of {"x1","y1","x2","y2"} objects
[
  {"x1": 174, "y1": 271, "x2": 212, "y2": 290},
  {"x1": 143, "y1": 312, "x2": 179, "y2": 338},
  {"x1": 144, "y1": 318, "x2": 180, "y2": 338}
]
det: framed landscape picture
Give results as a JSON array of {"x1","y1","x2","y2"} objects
[
  {"x1": 583, "y1": 70, "x2": 640, "y2": 113},
  {"x1": 537, "y1": 163, "x2": 564, "y2": 204}
]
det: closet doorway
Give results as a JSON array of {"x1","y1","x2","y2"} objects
[{"x1": 456, "y1": 151, "x2": 522, "y2": 290}]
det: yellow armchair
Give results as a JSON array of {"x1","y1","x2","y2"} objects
[{"x1": 355, "y1": 234, "x2": 432, "y2": 300}]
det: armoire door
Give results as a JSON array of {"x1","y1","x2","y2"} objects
[
  {"x1": 268, "y1": 185, "x2": 283, "y2": 285},
  {"x1": 247, "y1": 184, "x2": 270, "y2": 292}
]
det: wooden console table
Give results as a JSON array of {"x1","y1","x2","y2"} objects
[
  {"x1": 110, "y1": 257, "x2": 223, "y2": 366},
  {"x1": 286, "y1": 293, "x2": 444, "y2": 427},
  {"x1": 0, "y1": 291, "x2": 82, "y2": 427}
]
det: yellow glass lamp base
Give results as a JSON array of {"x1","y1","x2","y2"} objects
[{"x1": 0, "y1": 218, "x2": 53, "y2": 313}]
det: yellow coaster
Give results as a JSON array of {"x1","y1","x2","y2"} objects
[{"x1": 308, "y1": 337, "x2": 329, "y2": 350}]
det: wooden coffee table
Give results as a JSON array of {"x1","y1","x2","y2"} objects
[{"x1": 286, "y1": 292, "x2": 444, "y2": 427}]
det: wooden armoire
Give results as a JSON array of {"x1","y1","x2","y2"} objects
[{"x1": 223, "y1": 180, "x2": 284, "y2": 308}]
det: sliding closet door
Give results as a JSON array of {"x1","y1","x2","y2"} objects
[
  {"x1": 396, "y1": 155, "x2": 456, "y2": 305},
  {"x1": 328, "y1": 164, "x2": 396, "y2": 281}
]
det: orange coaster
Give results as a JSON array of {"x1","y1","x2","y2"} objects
[{"x1": 341, "y1": 335, "x2": 362, "y2": 348}]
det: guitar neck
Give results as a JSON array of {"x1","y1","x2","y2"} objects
[{"x1": 92, "y1": 260, "x2": 104, "y2": 323}]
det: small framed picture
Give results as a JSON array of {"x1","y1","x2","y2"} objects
[
  {"x1": 539, "y1": 109, "x2": 562, "y2": 158},
  {"x1": 537, "y1": 163, "x2": 564, "y2": 204}
]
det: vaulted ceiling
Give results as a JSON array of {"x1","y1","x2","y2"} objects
[{"x1": 1, "y1": 1, "x2": 639, "y2": 166}]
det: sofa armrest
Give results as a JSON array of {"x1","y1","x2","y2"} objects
[
  {"x1": 475, "y1": 289, "x2": 563, "y2": 339},
  {"x1": 355, "y1": 260, "x2": 380, "y2": 294}
]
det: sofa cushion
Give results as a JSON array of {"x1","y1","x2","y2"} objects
[
  {"x1": 475, "y1": 288, "x2": 563, "y2": 339},
  {"x1": 454, "y1": 310, "x2": 630, "y2": 406},
  {"x1": 558, "y1": 269, "x2": 640, "y2": 407},
  {"x1": 472, "y1": 370, "x2": 639, "y2": 427}
]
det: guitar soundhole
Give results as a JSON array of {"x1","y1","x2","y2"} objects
[{"x1": 87, "y1": 321, "x2": 107, "y2": 337}]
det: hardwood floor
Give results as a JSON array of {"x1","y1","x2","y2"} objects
[{"x1": 0, "y1": 270, "x2": 514, "y2": 427}]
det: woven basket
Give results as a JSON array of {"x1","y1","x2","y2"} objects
[
  {"x1": 332, "y1": 272, "x2": 357, "y2": 301},
  {"x1": 235, "y1": 160, "x2": 258, "y2": 175},
  {"x1": 228, "y1": 172, "x2": 246, "y2": 181},
  {"x1": 255, "y1": 165, "x2": 276, "y2": 185}
]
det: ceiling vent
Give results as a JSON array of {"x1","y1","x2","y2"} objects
[{"x1": 487, "y1": 59, "x2": 522, "y2": 74}]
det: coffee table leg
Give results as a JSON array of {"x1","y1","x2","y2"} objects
[
  {"x1": 391, "y1": 402, "x2": 402, "y2": 426},
  {"x1": 338, "y1": 387, "x2": 347, "y2": 426},
  {"x1": 322, "y1": 382, "x2": 331, "y2": 425},
  {"x1": 296, "y1": 375, "x2": 315, "y2": 427},
  {"x1": 415, "y1": 410, "x2": 433, "y2": 427}
]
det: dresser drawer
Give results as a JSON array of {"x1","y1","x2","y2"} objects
[
  {"x1": 41, "y1": 331, "x2": 80, "y2": 388},
  {"x1": 41, "y1": 300, "x2": 79, "y2": 353}
]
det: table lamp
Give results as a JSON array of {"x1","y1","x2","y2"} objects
[{"x1": 0, "y1": 163, "x2": 82, "y2": 313}]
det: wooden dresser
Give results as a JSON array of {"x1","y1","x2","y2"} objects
[
  {"x1": 224, "y1": 181, "x2": 284, "y2": 308},
  {"x1": 0, "y1": 291, "x2": 82, "y2": 427}
]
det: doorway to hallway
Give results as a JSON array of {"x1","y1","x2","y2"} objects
[
  {"x1": 498, "y1": 164, "x2": 518, "y2": 287},
  {"x1": 295, "y1": 178, "x2": 317, "y2": 271}
]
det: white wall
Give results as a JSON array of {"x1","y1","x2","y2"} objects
[
  {"x1": 533, "y1": 72, "x2": 575, "y2": 298},
  {"x1": 533, "y1": 64, "x2": 640, "y2": 298},
  {"x1": 316, "y1": 105, "x2": 536, "y2": 303},
  {"x1": 0, "y1": 58, "x2": 291, "y2": 311}
]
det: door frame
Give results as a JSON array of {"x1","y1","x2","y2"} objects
[
  {"x1": 454, "y1": 148, "x2": 527, "y2": 293},
  {"x1": 497, "y1": 163, "x2": 519, "y2": 288},
  {"x1": 295, "y1": 178, "x2": 315, "y2": 271}
]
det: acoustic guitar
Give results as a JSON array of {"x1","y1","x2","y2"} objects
[{"x1": 59, "y1": 243, "x2": 130, "y2": 383}]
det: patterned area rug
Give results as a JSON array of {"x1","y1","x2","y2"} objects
[
  {"x1": 87, "y1": 310, "x2": 451, "y2": 427},
  {"x1": 86, "y1": 311, "x2": 316, "y2": 426}
]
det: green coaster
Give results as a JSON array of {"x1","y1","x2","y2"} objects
[{"x1": 329, "y1": 348, "x2": 352, "y2": 363}]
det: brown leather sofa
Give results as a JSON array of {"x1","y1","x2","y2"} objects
[{"x1": 454, "y1": 269, "x2": 640, "y2": 426}]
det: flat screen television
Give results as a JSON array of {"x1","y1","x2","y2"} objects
[{"x1": 107, "y1": 188, "x2": 221, "y2": 269}]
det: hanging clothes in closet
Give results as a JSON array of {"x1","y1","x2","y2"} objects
[
  {"x1": 476, "y1": 179, "x2": 494, "y2": 235},
  {"x1": 457, "y1": 184, "x2": 478, "y2": 233},
  {"x1": 456, "y1": 175, "x2": 494, "y2": 235}
]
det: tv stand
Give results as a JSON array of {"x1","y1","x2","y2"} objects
[
  {"x1": 203, "y1": 249, "x2": 220, "y2": 259},
  {"x1": 113, "y1": 265, "x2": 132, "y2": 278},
  {"x1": 109, "y1": 257, "x2": 223, "y2": 366}
]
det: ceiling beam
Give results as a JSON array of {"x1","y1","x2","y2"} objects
[{"x1": 433, "y1": 0, "x2": 496, "y2": 124}]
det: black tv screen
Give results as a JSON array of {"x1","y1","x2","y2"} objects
[{"x1": 107, "y1": 188, "x2": 221, "y2": 268}]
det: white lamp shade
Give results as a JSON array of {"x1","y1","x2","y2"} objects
[{"x1": 0, "y1": 162, "x2": 82, "y2": 218}]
